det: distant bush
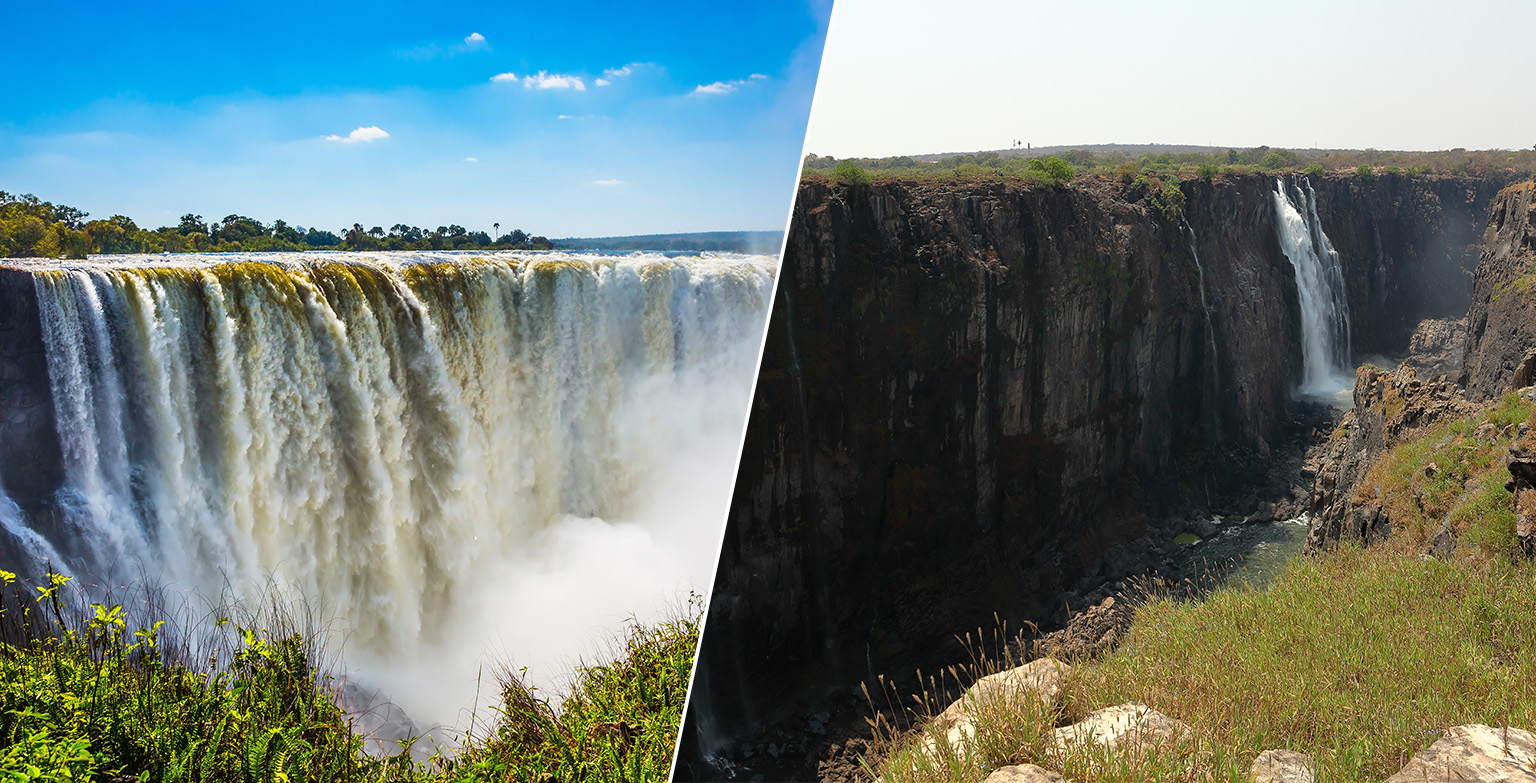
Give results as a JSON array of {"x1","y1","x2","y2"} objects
[
  {"x1": 1260, "y1": 148, "x2": 1299, "y2": 171},
  {"x1": 1304, "y1": 163, "x2": 1327, "y2": 177},
  {"x1": 1355, "y1": 164, "x2": 1375, "y2": 178},
  {"x1": 1384, "y1": 165, "x2": 1403, "y2": 175},
  {"x1": 832, "y1": 160, "x2": 872, "y2": 187},
  {"x1": 1027, "y1": 156, "x2": 1074, "y2": 187},
  {"x1": 1151, "y1": 181, "x2": 1187, "y2": 222},
  {"x1": 1195, "y1": 164, "x2": 1220, "y2": 181},
  {"x1": 1116, "y1": 163, "x2": 1140, "y2": 185}
]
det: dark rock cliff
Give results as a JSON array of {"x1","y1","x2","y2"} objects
[
  {"x1": 0, "y1": 266, "x2": 61, "y2": 513},
  {"x1": 1462, "y1": 181, "x2": 1536, "y2": 399},
  {"x1": 681, "y1": 172, "x2": 1503, "y2": 779}
]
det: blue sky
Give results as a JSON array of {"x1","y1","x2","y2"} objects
[{"x1": 0, "y1": 1, "x2": 830, "y2": 238}]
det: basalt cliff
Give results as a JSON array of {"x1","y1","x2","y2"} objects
[{"x1": 680, "y1": 171, "x2": 1509, "y2": 780}]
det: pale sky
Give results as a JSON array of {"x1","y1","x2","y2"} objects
[{"x1": 805, "y1": 0, "x2": 1536, "y2": 159}]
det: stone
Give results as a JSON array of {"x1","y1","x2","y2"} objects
[
  {"x1": 1046, "y1": 703, "x2": 1190, "y2": 754},
  {"x1": 920, "y1": 658, "x2": 1071, "y2": 759},
  {"x1": 1382, "y1": 724, "x2": 1536, "y2": 782},
  {"x1": 933, "y1": 657, "x2": 1070, "y2": 731},
  {"x1": 983, "y1": 764, "x2": 1072, "y2": 783},
  {"x1": 1249, "y1": 749, "x2": 1315, "y2": 783}
]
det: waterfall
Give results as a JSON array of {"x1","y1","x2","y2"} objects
[
  {"x1": 1271, "y1": 177, "x2": 1352, "y2": 396},
  {"x1": 1181, "y1": 220, "x2": 1222, "y2": 440},
  {"x1": 2, "y1": 250, "x2": 773, "y2": 723}
]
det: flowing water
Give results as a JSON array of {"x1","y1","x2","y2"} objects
[
  {"x1": 0, "y1": 250, "x2": 774, "y2": 736},
  {"x1": 1271, "y1": 177, "x2": 1353, "y2": 403},
  {"x1": 1172, "y1": 514, "x2": 1311, "y2": 591}
]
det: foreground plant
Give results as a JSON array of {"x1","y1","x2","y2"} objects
[{"x1": 0, "y1": 575, "x2": 700, "y2": 783}]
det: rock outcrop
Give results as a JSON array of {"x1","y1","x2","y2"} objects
[
  {"x1": 1463, "y1": 182, "x2": 1536, "y2": 400},
  {"x1": 1382, "y1": 724, "x2": 1536, "y2": 783},
  {"x1": 1306, "y1": 365, "x2": 1476, "y2": 551}
]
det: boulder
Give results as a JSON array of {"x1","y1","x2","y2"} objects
[
  {"x1": 1383, "y1": 724, "x2": 1536, "y2": 782},
  {"x1": 920, "y1": 658, "x2": 1069, "y2": 759},
  {"x1": 1250, "y1": 749, "x2": 1315, "y2": 783},
  {"x1": 1047, "y1": 703, "x2": 1190, "y2": 754},
  {"x1": 983, "y1": 764, "x2": 1073, "y2": 783}
]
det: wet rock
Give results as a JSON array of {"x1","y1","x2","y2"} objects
[
  {"x1": 1382, "y1": 724, "x2": 1536, "y2": 782},
  {"x1": 983, "y1": 764, "x2": 1073, "y2": 783},
  {"x1": 1250, "y1": 749, "x2": 1315, "y2": 783},
  {"x1": 1047, "y1": 703, "x2": 1190, "y2": 754}
]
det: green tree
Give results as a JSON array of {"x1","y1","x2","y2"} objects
[
  {"x1": 1028, "y1": 156, "x2": 1074, "y2": 187},
  {"x1": 832, "y1": 160, "x2": 872, "y2": 187}
]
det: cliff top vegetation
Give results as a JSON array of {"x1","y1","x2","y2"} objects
[{"x1": 804, "y1": 145, "x2": 1536, "y2": 189}]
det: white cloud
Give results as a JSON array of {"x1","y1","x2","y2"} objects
[
  {"x1": 603, "y1": 65, "x2": 634, "y2": 79},
  {"x1": 594, "y1": 78, "x2": 611, "y2": 87},
  {"x1": 464, "y1": 32, "x2": 486, "y2": 47},
  {"x1": 590, "y1": 179, "x2": 624, "y2": 186},
  {"x1": 491, "y1": 71, "x2": 586, "y2": 90},
  {"x1": 464, "y1": 156, "x2": 479, "y2": 163},
  {"x1": 323, "y1": 126, "x2": 390, "y2": 143},
  {"x1": 525, "y1": 71, "x2": 585, "y2": 90},
  {"x1": 692, "y1": 72, "x2": 769, "y2": 96}
]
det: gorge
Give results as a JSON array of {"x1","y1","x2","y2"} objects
[
  {"x1": 680, "y1": 169, "x2": 1513, "y2": 780},
  {"x1": 0, "y1": 250, "x2": 774, "y2": 737}
]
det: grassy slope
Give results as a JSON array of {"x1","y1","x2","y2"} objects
[
  {"x1": 872, "y1": 397, "x2": 1536, "y2": 783},
  {"x1": 0, "y1": 580, "x2": 698, "y2": 783}
]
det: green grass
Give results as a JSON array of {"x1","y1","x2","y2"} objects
[
  {"x1": 438, "y1": 598, "x2": 701, "y2": 783},
  {"x1": 1357, "y1": 391, "x2": 1530, "y2": 554},
  {"x1": 0, "y1": 574, "x2": 699, "y2": 783},
  {"x1": 866, "y1": 547, "x2": 1536, "y2": 783}
]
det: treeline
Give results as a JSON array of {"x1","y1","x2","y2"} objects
[
  {"x1": 1, "y1": 190, "x2": 552, "y2": 259},
  {"x1": 804, "y1": 144, "x2": 1536, "y2": 184},
  {"x1": 557, "y1": 230, "x2": 783, "y2": 254}
]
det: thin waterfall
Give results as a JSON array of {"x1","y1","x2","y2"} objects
[
  {"x1": 1271, "y1": 177, "x2": 1352, "y2": 395},
  {"x1": 1181, "y1": 219, "x2": 1222, "y2": 440},
  {"x1": 4, "y1": 252, "x2": 775, "y2": 657}
]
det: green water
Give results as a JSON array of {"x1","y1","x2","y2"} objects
[{"x1": 1171, "y1": 514, "x2": 1310, "y2": 590}]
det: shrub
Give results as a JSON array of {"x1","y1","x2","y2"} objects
[
  {"x1": 1304, "y1": 163, "x2": 1327, "y2": 177},
  {"x1": 832, "y1": 160, "x2": 872, "y2": 187},
  {"x1": 1151, "y1": 181, "x2": 1186, "y2": 222},
  {"x1": 1355, "y1": 164, "x2": 1375, "y2": 178},
  {"x1": 1027, "y1": 156, "x2": 1075, "y2": 187},
  {"x1": 1195, "y1": 164, "x2": 1220, "y2": 181}
]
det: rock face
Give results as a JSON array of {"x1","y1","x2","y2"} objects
[
  {"x1": 1306, "y1": 365, "x2": 1476, "y2": 551},
  {"x1": 1463, "y1": 182, "x2": 1536, "y2": 400},
  {"x1": 679, "y1": 173, "x2": 1506, "y2": 779},
  {"x1": 1046, "y1": 703, "x2": 1190, "y2": 754},
  {"x1": 1250, "y1": 749, "x2": 1316, "y2": 783},
  {"x1": 0, "y1": 267, "x2": 62, "y2": 513},
  {"x1": 1382, "y1": 724, "x2": 1536, "y2": 783}
]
